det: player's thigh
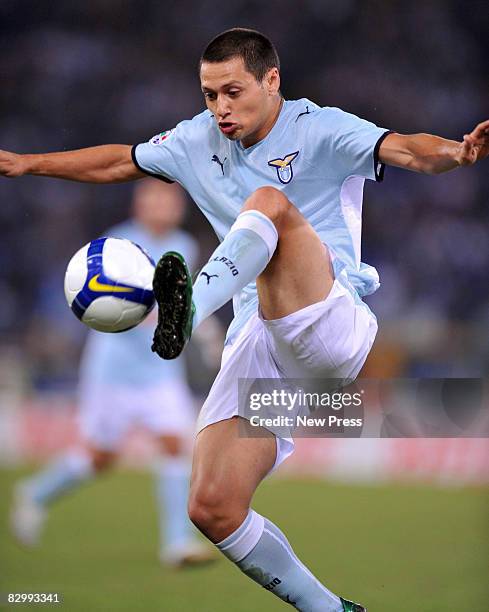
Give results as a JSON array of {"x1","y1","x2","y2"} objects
[
  {"x1": 244, "y1": 187, "x2": 334, "y2": 320},
  {"x1": 190, "y1": 416, "x2": 276, "y2": 512}
]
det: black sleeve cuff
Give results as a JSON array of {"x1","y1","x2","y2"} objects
[
  {"x1": 131, "y1": 144, "x2": 174, "y2": 183},
  {"x1": 373, "y1": 130, "x2": 394, "y2": 182}
]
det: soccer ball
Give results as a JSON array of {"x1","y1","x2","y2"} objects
[{"x1": 64, "y1": 237, "x2": 156, "y2": 332}]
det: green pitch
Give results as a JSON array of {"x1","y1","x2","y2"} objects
[{"x1": 0, "y1": 468, "x2": 487, "y2": 611}]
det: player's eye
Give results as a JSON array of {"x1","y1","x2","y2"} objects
[
  {"x1": 203, "y1": 92, "x2": 216, "y2": 101},
  {"x1": 228, "y1": 90, "x2": 240, "y2": 97}
]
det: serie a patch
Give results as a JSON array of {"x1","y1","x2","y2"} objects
[{"x1": 150, "y1": 130, "x2": 173, "y2": 146}]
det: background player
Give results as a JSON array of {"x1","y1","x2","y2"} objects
[
  {"x1": 10, "y1": 179, "x2": 215, "y2": 568},
  {"x1": 1, "y1": 26, "x2": 488, "y2": 612}
]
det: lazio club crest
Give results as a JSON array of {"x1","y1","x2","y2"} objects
[{"x1": 268, "y1": 151, "x2": 299, "y2": 184}]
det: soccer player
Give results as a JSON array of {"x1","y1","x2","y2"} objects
[
  {"x1": 11, "y1": 179, "x2": 215, "y2": 568},
  {"x1": 1, "y1": 27, "x2": 488, "y2": 612}
]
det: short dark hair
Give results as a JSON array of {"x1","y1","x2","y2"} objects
[{"x1": 200, "y1": 28, "x2": 280, "y2": 82}]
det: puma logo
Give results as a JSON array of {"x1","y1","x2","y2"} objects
[
  {"x1": 200, "y1": 272, "x2": 219, "y2": 285},
  {"x1": 211, "y1": 154, "x2": 227, "y2": 175},
  {"x1": 295, "y1": 105, "x2": 311, "y2": 122}
]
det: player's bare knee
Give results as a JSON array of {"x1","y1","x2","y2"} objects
[
  {"x1": 91, "y1": 451, "x2": 114, "y2": 472},
  {"x1": 244, "y1": 186, "x2": 293, "y2": 231},
  {"x1": 188, "y1": 484, "x2": 241, "y2": 540},
  {"x1": 157, "y1": 434, "x2": 183, "y2": 457},
  {"x1": 188, "y1": 485, "x2": 223, "y2": 529},
  {"x1": 187, "y1": 498, "x2": 214, "y2": 535}
]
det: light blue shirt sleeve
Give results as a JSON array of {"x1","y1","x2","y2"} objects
[
  {"x1": 306, "y1": 106, "x2": 390, "y2": 182},
  {"x1": 131, "y1": 122, "x2": 188, "y2": 183},
  {"x1": 131, "y1": 110, "x2": 216, "y2": 185}
]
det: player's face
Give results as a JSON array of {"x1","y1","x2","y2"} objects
[
  {"x1": 132, "y1": 180, "x2": 185, "y2": 235},
  {"x1": 200, "y1": 57, "x2": 281, "y2": 148}
]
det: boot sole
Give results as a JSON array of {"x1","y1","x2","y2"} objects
[{"x1": 151, "y1": 252, "x2": 192, "y2": 360}]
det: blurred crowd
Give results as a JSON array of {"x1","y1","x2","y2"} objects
[{"x1": 1, "y1": 0, "x2": 488, "y2": 395}]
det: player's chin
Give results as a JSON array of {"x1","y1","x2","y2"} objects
[{"x1": 222, "y1": 129, "x2": 241, "y2": 141}]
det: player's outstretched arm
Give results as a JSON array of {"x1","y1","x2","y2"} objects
[
  {"x1": 379, "y1": 119, "x2": 489, "y2": 175},
  {"x1": 0, "y1": 144, "x2": 145, "y2": 183}
]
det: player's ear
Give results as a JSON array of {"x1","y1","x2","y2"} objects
[{"x1": 266, "y1": 67, "x2": 280, "y2": 96}]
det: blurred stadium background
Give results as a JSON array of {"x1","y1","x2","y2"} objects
[{"x1": 1, "y1": 1, "x2": 488, "y2": 610}]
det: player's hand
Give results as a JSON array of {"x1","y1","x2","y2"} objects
[
  {"x1": 457, "y1": 119, "x2": 489, "y2": 166},
  {"x1": 0, "y1": 149, "x2": 27, "y2": 178}
]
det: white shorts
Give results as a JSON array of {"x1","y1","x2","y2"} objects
[
  {"x1": 79, "y1": 380, "x2": 196, "y2": 451},
  {"x1": 196, "y1": 278, "x2": 378, "y2": 470}
]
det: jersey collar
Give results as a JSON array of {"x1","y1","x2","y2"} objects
[{"x1": 236, "y1": 98, "x2": 287, "y2": 154}]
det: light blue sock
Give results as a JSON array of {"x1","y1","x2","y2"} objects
[
  {"x1": 192, "y1": 210, "x2": 278, "y2": 329},
  {"x1": 154, "y1": 456, "x2": 195, "y2": 553},
  {"x1": 217, "y1": 510, "x2": 343, "y2": 612},
  {"x1": 23, "y1": 451, "x2": 94, "y2": 506}
]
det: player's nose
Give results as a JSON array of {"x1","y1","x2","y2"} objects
[{"x1": 216, "y1": 96, "x2": 230, "y2": 118}]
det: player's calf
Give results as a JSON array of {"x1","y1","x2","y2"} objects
[
  {"x1": 194, "y1": 504, "x2": 362, "y2": 612},
  {"x1": 10, "y1": 451, "x2": 94, "y2": 547}
]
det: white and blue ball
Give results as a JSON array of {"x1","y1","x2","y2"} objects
[{"x1": 64, "y1": 237, "x2": 155, "y2": 332}]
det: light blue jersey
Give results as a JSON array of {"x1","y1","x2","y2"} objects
[
  {"x1": 132, "y1": 98, "x2": 389, "y2": 343},
  {"x1": 79, "y1": 221, "x2": 198, "y2": 387}
]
